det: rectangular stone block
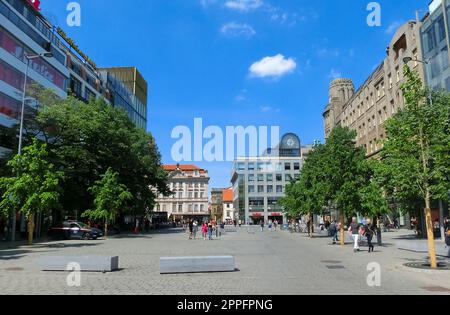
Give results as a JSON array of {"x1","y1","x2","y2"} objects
[
  {"x1": 397, "y1": 241, "x2": 450, "y2": 257},
  {"x1": 37, "y1": 256, "x2": 119, "y2": 272},
  {"x1": 160, "y1": 256, "x2": 235, "y2": 274}
]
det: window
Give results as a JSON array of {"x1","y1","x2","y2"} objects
[
  {"x1": 178, "y1": 204, "x2": 183, "y2": 212},
  {"x1": 188, "y1": 192, "x2": 192, "y2": 198},
  {"x1": 172, "y1": 204, "x2": 176, "y2": 212},
  {"x1": 257, "y1": 162, "x2": 264, "y2": 171},
  {"x1": 70, "y1": 75, "x2": 82, "y2": 97},
  {"x1": 248, "y1": 185, "x2": 255, "y2": 193},
  {"x1": 285, "y1": 163, "x2": 291, "y2": 171},
  {"x1": 194, "y1": 204, "x2": 198, "y2": 212},
  {"x1": 437, "y1": 17, "x2": 446, "y2": 42},
  {"x1": 194, "y1": 192, "x2": 198, "y2": 198},
  {"x1": 258, "y1": 185, "x2": 264, "y2": 193},
  {"x1": 294, "y1": 173, "x2": 300, "y2": 180},
  {"x1": 257, "y1": 174, "x2": 264, "y2": 182},
  {"x1": 294, "y1": 163, "x2": 300, "y2": 171},
  {"x1": 276, "y1": 174, "x2": 282, "y2": 182},
  {"x1": 285, "y1": 174, "x2": 292, "y2": 182},
  {"x1": 237, "y1": 163, "x2": 245, "y2": 171},
  {"x1": 267, "y1": 185, "x2": 273, "y2": 193},
  {"x1": 425, "y1": 26, "x2": 436, "y2": 53},
  {"x1": 267, "y1": 174, "x2": 273, "y2": 182},
  {"x1": 248, "y1": 163, "x2": 255, "y2": 171},
  {"x1": 268, "y1": 197, "x2": 280, "y2": 206},
  {"x1": 200, "y1": 204, "x2": 204, "y2": 212},
  {"x1": 178, "y1": 192, "x2": 183, "y2": 198},
  {"x1": 276, "y1": 185, "x2": 283, "y2": 193},
  {"x1": 248, "y1": 174, "x2": 255, "y2": 182},
  {"x1": 188, "y1": 204, "x2": 192, "y2": 212}
]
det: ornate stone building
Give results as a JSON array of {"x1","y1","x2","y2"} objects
[
  {"x1": 323, "y1": 21, "x2": 425, "y2": 157},
  {"x1": 153, "y1": 164, "x2": 210, "y2": 222}
]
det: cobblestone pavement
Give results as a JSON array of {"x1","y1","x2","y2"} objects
[{"x1": 0, "y1": 227, "x2": 449, "y2": 295}]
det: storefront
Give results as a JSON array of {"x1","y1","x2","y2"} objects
[{"x1": 250, "y1": 213, "x2": 264, "y2": 225}]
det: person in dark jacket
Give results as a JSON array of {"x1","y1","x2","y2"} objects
[{"x1": 365, "y1": 219, "x2": 377, "y2": 253}]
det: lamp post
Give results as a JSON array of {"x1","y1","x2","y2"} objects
[
  {"x1": 403, "y1": 56, "x2": 433, "y2": 106},
  {"x1": 10, "y1": 52, "x2": 53, "y2": 242}
]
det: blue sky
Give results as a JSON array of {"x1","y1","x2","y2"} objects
[{"x1": 40, "y1": 0, "x2": 428, "y2": 189}]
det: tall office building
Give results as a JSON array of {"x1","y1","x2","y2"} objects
[
  {"x1": 231, "y1": 133, "x2": 309, "y2": 225},
  {"x1": 420, "y1": 0, "x2": 450, "y2": 91},
  {"x1": 0, "y1": 0, "x2": 148, "y2": 159},
  {"x1": 323, "y1": 21, "x2": 425, "y2": 157}
]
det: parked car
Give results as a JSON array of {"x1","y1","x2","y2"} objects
[{"x1": 48, "y1": 221, "x2": 104, "y2": 240}]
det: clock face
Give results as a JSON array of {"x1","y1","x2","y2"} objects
[{"x1": 281, "y1": 134, "x2": 299, "y2": 149}]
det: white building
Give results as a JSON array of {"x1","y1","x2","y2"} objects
[
  {"x1": 222, "y1": 187, "x2": 236, "y2": 223},
  {"x1": 153, "y1": 164, "x2": 210, "y2": 222}
]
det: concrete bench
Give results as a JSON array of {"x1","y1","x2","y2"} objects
[
  {"x1": 37, "y1": 256, "x2": 119, "y2": 272},
  {"x1": 160, "y1": 256, "x2": 235, "y2": 274},
  {"x1": 225, "y1": 226, "x2": 237, "y2": 233}
]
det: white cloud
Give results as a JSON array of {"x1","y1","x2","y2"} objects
[
  {"x1": 221, "y1": 22, "x2": 256, "y2": 38},
  {"x1": 385, "y1": 21, "x2": 404, "y2": 35},
  {"x1": 225, "y1": 0, "x2": 263, "y2": 12},
  {"x1": 249, "y1": 54, "x2": 297, "y2": 78},
  {"x1": 328, "y1": 68, "x2": 342, "y2": 80}
]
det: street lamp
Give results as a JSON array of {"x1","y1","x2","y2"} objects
[
  {"x1": 10, "y1": 52, "x2": 53, "y2": 242},
  {"x1": 403, "y1": 56, "x2": 433, "y2": 106}
]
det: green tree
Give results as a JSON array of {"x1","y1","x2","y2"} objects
[
  {"x1": 31, "y1": 93, "x2": 170, "y2": 220},
  {"x1": 379, "y1": 66, "x2": 450, "y2": 268},
  {"x1": 0, "y1": 140, "x2": 63, "y2": 244},
  {"x1": 82, "y1": 168, "x2": 132, "y2": 238},
  {"x1": 280, "y1": 127, "x2": 386, "y2": 244}
]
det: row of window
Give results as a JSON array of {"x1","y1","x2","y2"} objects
[
  {"x1": 171, "y1": 182, "x2": 206, "y2": 188},
  {"x1": 248, "y1": 197, "x2": 281, "y2": 207},
  {"x1": 237, "y1": 161, "x2": 301, "y2": 172},
  {"x1": 248, "y1": 185, "x2": 284, "y2": 194},
  {"x1": 247, "y1": 173, "x2": 299, "y2": 182},
  {"x1": 155, "y1": 203, "x2": 207, "y2": 213},
  {"x1": 1, "y1": 0, "x2": 65, "y2": 65}
]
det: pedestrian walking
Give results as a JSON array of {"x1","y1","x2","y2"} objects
[
  {"x1": 188, "y1": 219, "x2": 194, "y2": 239},
  {"x1": 234, "y1": 220, "x2": 237, "y2": 228},
  {"x1": 202, "y1": 222, "x2": 208, "y2": 240},
  {"x1": 364, "y1": 219, "x2": 376, "y2": 253},
  {"x1": 260, "y1": 220, "x2": 264, "y2": 232},
  {"x1": 348, "y1": 217, "x2": 361, "y2": 252},
  {"x1": 330, "y1": 219, "x2": 339, "y2": 244},
  {"x1": 193, "y1": 220, "x2": 198, "y2": 239},
  {"x1": 238, "y1": 219, "x2": 242, "y2": 227},
  {"x1": 208, "y1": 222, "x2": 213, "y2": 240},
  {"x1": 274, "y1": 220, "x2": 278, "y2": 231}
]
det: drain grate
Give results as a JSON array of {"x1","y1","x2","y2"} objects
[
  {"x1": 321, "y1": 260, "x2": 342, "y2": 264},
  {"x1": 422, "y1": 286, "x2": 450, "y2": 293},
  {"x1": 404, "y1": 262, "x2": 450, "y2": 270},
  {"x1": 326, "y1": 265, "x2": 345, "y2": 270}
]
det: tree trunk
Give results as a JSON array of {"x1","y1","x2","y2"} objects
[
  {"x1": 339, "y1": 209, "x2": 345, "y2": 246},
  {"x1": 309, "y1": 213, "x2": 314, "y2": 238},
  {"x1": 27, "y1": 215, "x2": 34, "y2": 245},
  {"x1": 425, "y1": 191, "x2": 437, "y2": 269},
  {"x1": 104, "y1": 220, "x2": 108, "y2": 240}
]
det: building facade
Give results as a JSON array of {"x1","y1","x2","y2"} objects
[
  {"x1": 222, "y1": 188, "x2": 235, "y2": 223},
  {"x1": 153, "y1": 165, "x2": 210, "y2": 222},
  {"x1": 231, "y1": 133, "x2": 307, "y2": 225},
  {"x1": 0, "y1": 0, "x2": 148, "y2": 158},
  {"x1": 420, "y1": 0, "x2": 450, "y2": 91},
  {"x1": 323, "y1": 21, "x2": 425, "y2": 157},
  {"x1": 210, "y1": 188, "x2": 224, "y2": 221}
]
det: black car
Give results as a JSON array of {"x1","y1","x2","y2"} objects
[{"x1": 48, "y1": 221, "x2": 104, "y2": 240}]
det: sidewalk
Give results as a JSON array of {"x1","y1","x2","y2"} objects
[{"x1": 393, "y1": 231, "x2": 450, "y2": 257}]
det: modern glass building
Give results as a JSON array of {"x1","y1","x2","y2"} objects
[
  {"x1": 0, "y1": 0, "x2": 148, "y2": 159},
  {"x1": 420, "y1": 0, "x2": 450, "y2": 90},
  {"x1": 231, "y1": 133, "x2": 309, "y2": 225}
]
